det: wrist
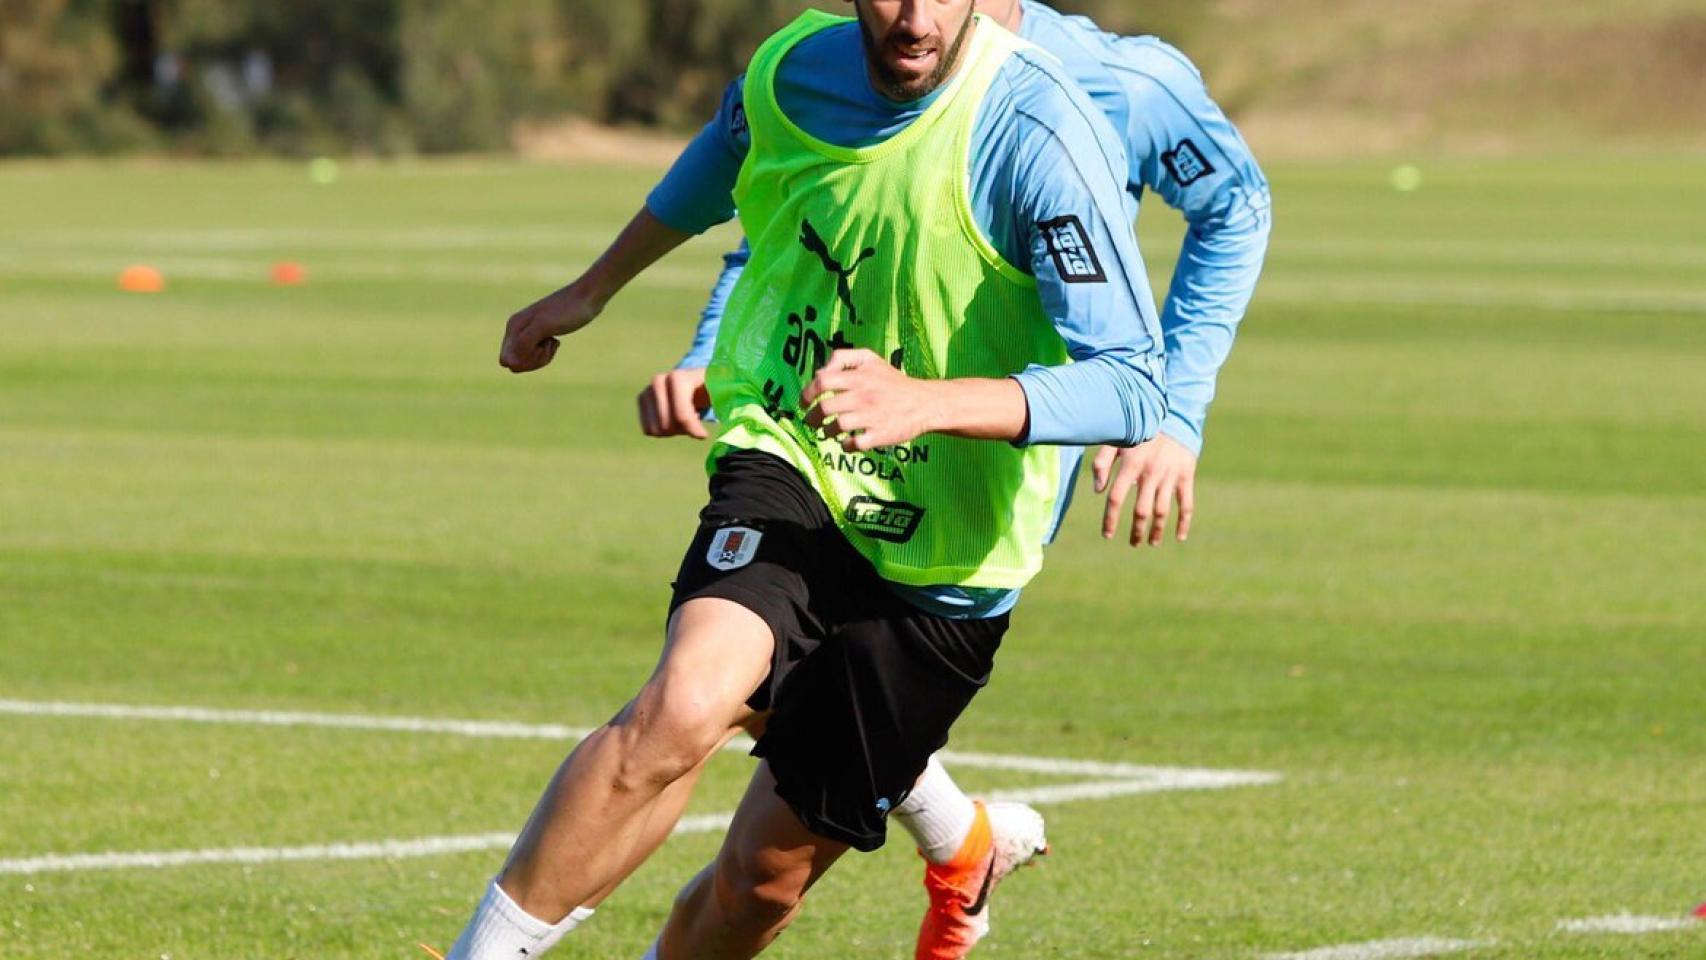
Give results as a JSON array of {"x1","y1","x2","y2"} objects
[
  {"x1": 1158, "y1": 412, "x2": 1204, "y2": 456},
  {"x1": 916, "y1": 378, "x2": 952, "y2": 436},
  {"x1": 570, "y1": 276, "x2": 613, "y2": 317}
]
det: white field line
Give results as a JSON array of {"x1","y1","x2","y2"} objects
[
  {"x1": 0, "y1": 815, "x2": 736, "y2": 877},
  {"x1": 0, "y1": 698, "x2": 598, "y2": 742},
  {"x1": 1557, "y1": 914, "x2": 1700, "y2": 935},
  {"x1": 938, "y1": 747, "x2": 1281, "y2": 784},
  {"x1": 1261, "y1": 937, "x2": 1491, "y2": 960},
  {"x1": 1268, "y1": 915, "x2": 1706, "y2": 959},
  {"x1": 0, "y1": 698, "x2": 1280, "y2": 875},
  {"x1": 0, "y1": 699, "x2": 1279, "y2": 784}
]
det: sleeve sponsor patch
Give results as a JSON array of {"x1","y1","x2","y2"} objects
[
  {"x1": 1036, "y1": 215, "x2": 1107, "y2": 284},
  {"x1": 1161, "y1": 139, "x2": 1215, "y2": 187}
]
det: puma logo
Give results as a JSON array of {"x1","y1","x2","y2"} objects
[{"x1": 799, "y1": 219, "x2": 877, "y2": 325}]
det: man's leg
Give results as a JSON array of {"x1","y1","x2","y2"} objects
[
  {"x1": 909, "y1": 775, "x2": 1049, "y2": 960},
  {"x1": 446, "y1": 598, "x2": 771, "y2": 960},
  {"x1": 652, "y1": 762, "x2": 849, "y2": 960},
  {"x1": 580, "y1": 716, "x2": 761, "y2": 909},
  {"x1": 893, "y1": 755, "x2": 980, "y2": 864}
]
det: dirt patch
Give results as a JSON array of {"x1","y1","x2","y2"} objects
[{"x1": 512, "y1": 117, "x2": 689, "y2": 168}]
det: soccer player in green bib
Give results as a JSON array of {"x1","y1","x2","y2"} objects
[
  {"x1": 636, "y1": 2, "x2": 1272, "y2": 956},
  {"x1": 446, "y1": 3, "x2": 1169, "y2": 958}
]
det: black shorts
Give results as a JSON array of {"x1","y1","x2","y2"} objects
[{"x1": 670, "y1": 450, "x2": 1007, "y2": 852}]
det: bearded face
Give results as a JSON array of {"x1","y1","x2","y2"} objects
[{"x1": 852, "y1": 0, "x2": 980, "y2": 101}]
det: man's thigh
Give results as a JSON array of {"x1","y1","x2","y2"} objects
[
  {"x1": 755, "y1": 606, "x2": 1009, "y2": 852},
  {"x1": 667, "y1": 450, "x2": 838, "y2": 712}
]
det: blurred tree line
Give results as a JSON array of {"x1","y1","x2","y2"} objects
[{"x1": 0, "y1": 0, "x2": 1201, "y2": 155}]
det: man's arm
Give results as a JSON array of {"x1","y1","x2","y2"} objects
[
  {"x1": 800, "y1": 55, "x2": 1169, "y2": 458},
  {"x1": 1091, "y1": 37, "x2": 1272, "y2": 544},
  {"x1": 502, "y1": 77, "x2": 751, "y2": 376},
  {"x1": 500, "y1": 208, "x2": 693, "y2": 373},
  {"x1": 804, "y1": 351, "x2": 1028, "y2": 450},
  {"x1": 1122, "y1": 38, "x2": 1271, "y2": 455},
  {"x1": 1001, "y1": 56, "x2": 1168, "y2": 451}
]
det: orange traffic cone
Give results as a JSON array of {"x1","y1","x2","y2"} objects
[
  {"x1": 118, "y1": 265, "x2": 165, "y2": 293},
  {"x1": 271, "y1": 262, "x2": 308, "y2": 286}
]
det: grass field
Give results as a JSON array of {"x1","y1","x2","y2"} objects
[{"x1": 2, "y1": 155, "x2": 1704, "y2": 959}]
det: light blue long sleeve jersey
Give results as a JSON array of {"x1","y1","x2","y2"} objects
[
  {"x1": 672, "y1": 2, "x2": 1271, "y2": 462},
  {"x1": 646, "y1": 14, "x2": 1172, "y2": 618}
]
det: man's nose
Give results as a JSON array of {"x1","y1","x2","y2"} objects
[{"x1": 892, "y1": 0, "x2": 939, "y2": 40}]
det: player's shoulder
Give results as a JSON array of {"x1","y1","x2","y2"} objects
[
  {"x1": 1015, "y1": 4, "x2": 1213, "y2": 117},
  {"x1": 987, "y1": 32, "x2": 1105, "y2": 131},
  {"x1": 1105, "y1": 35, "x2": 1212, "y2": 101}
]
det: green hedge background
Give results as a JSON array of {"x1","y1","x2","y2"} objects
[{"x1": 0, "y1": 0, "x2": 1192, "y2": 155}]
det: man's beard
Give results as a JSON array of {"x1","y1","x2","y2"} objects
[{"x1": 862, "y1": 7, "x2": 977, "y2": 102}]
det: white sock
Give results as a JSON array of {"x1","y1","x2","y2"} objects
[
  {"x1": 445, "y1": 880, "x2": 594, "y2": 960},
  {"x1": 892, "y1": 754, "x2": 978, "y2": 865}
]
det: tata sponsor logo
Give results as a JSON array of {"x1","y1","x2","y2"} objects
[{"x1": 845, "y1": 496, "x2": 925, "y2": 543}]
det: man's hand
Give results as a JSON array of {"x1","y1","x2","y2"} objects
[
  {"x1": 638, "y1": 367, "x2": 711, "y2": 439},
  {"x1": 500, "y1": 282, "x2": 605, "y2": 374},
  {"x1": 801, "y1": 349, "x2": 939, "y2": 452},
  {"x1": 1092, "y1": 434, "x2": 1198, "y2": 546}
]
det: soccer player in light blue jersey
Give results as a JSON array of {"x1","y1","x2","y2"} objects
[
  {"x1": 631, "y1": 2, "x2": 1271, "y2": 956},
  {"x1": 445, "y1": 4, "x2": 1173, "y2": 959}
]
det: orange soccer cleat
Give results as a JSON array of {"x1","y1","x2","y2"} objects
[{"x1": 915, "y1": 801, "x2": 1049, "y2": 960}]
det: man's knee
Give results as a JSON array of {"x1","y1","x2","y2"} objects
[
  {"x1": 711, "y1": 843, "x2": 810, "y2": 931},
  {"x1": 607, "y1": 683, "x2": 732, "y2": 792},
  {"x1": 600, "y1": 599, "x2": 771, "y2": 794}
]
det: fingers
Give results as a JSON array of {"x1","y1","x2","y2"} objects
[
  {"x1": 799, "y1": 371, "x2": 844, "y2": 410},
  {"x1": 1091, "y1": 445, "x2": 1118, "y2": 492},
  {"x1": 804, "y1": 391, "x2": 840, "y2": 433},
  {"x1": 499, "y1": 309, "x2": 530, "y2": 370},
  {"x1": 500, "y1": 305, "x2": 562, "y2": 373},
  {"x1": 1175, "y1": 476, "x2": 1195, "y2": 542},
  {"x1": 637, "y1": 378, "x2": 664, "y2": 436},
  {"x1": 667, "y1": 372, "x2": 709, "y2": 439},
  {"x1": 827, "y1": 348, "x2": 876, "y2": 370},
  {"x1": 502, "y1": 334, "x2": 558, "y2": 373},
  {"x1": 1148, "y1": 477, "x2": 1176, "y2": 546},
  {"x1": 800, "y1": 349, "x2": 879, "y2": 408},
  {"x1": 501, "y1": 306, "x2": 533, "y2": 359},
  {"x1": 1100, "y1": 453, "x2": 1142, "y2": 539},
  {"x1": 1130, "y1": 469, "x2": 1163, "y2": 547},
  {"x1": 841, "y1": 419, "x2": 900, "y2": 453}
]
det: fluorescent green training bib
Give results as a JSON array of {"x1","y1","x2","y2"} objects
[{"x1": 707, "y1": 11, "x2": 1068, "y2": 590}]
